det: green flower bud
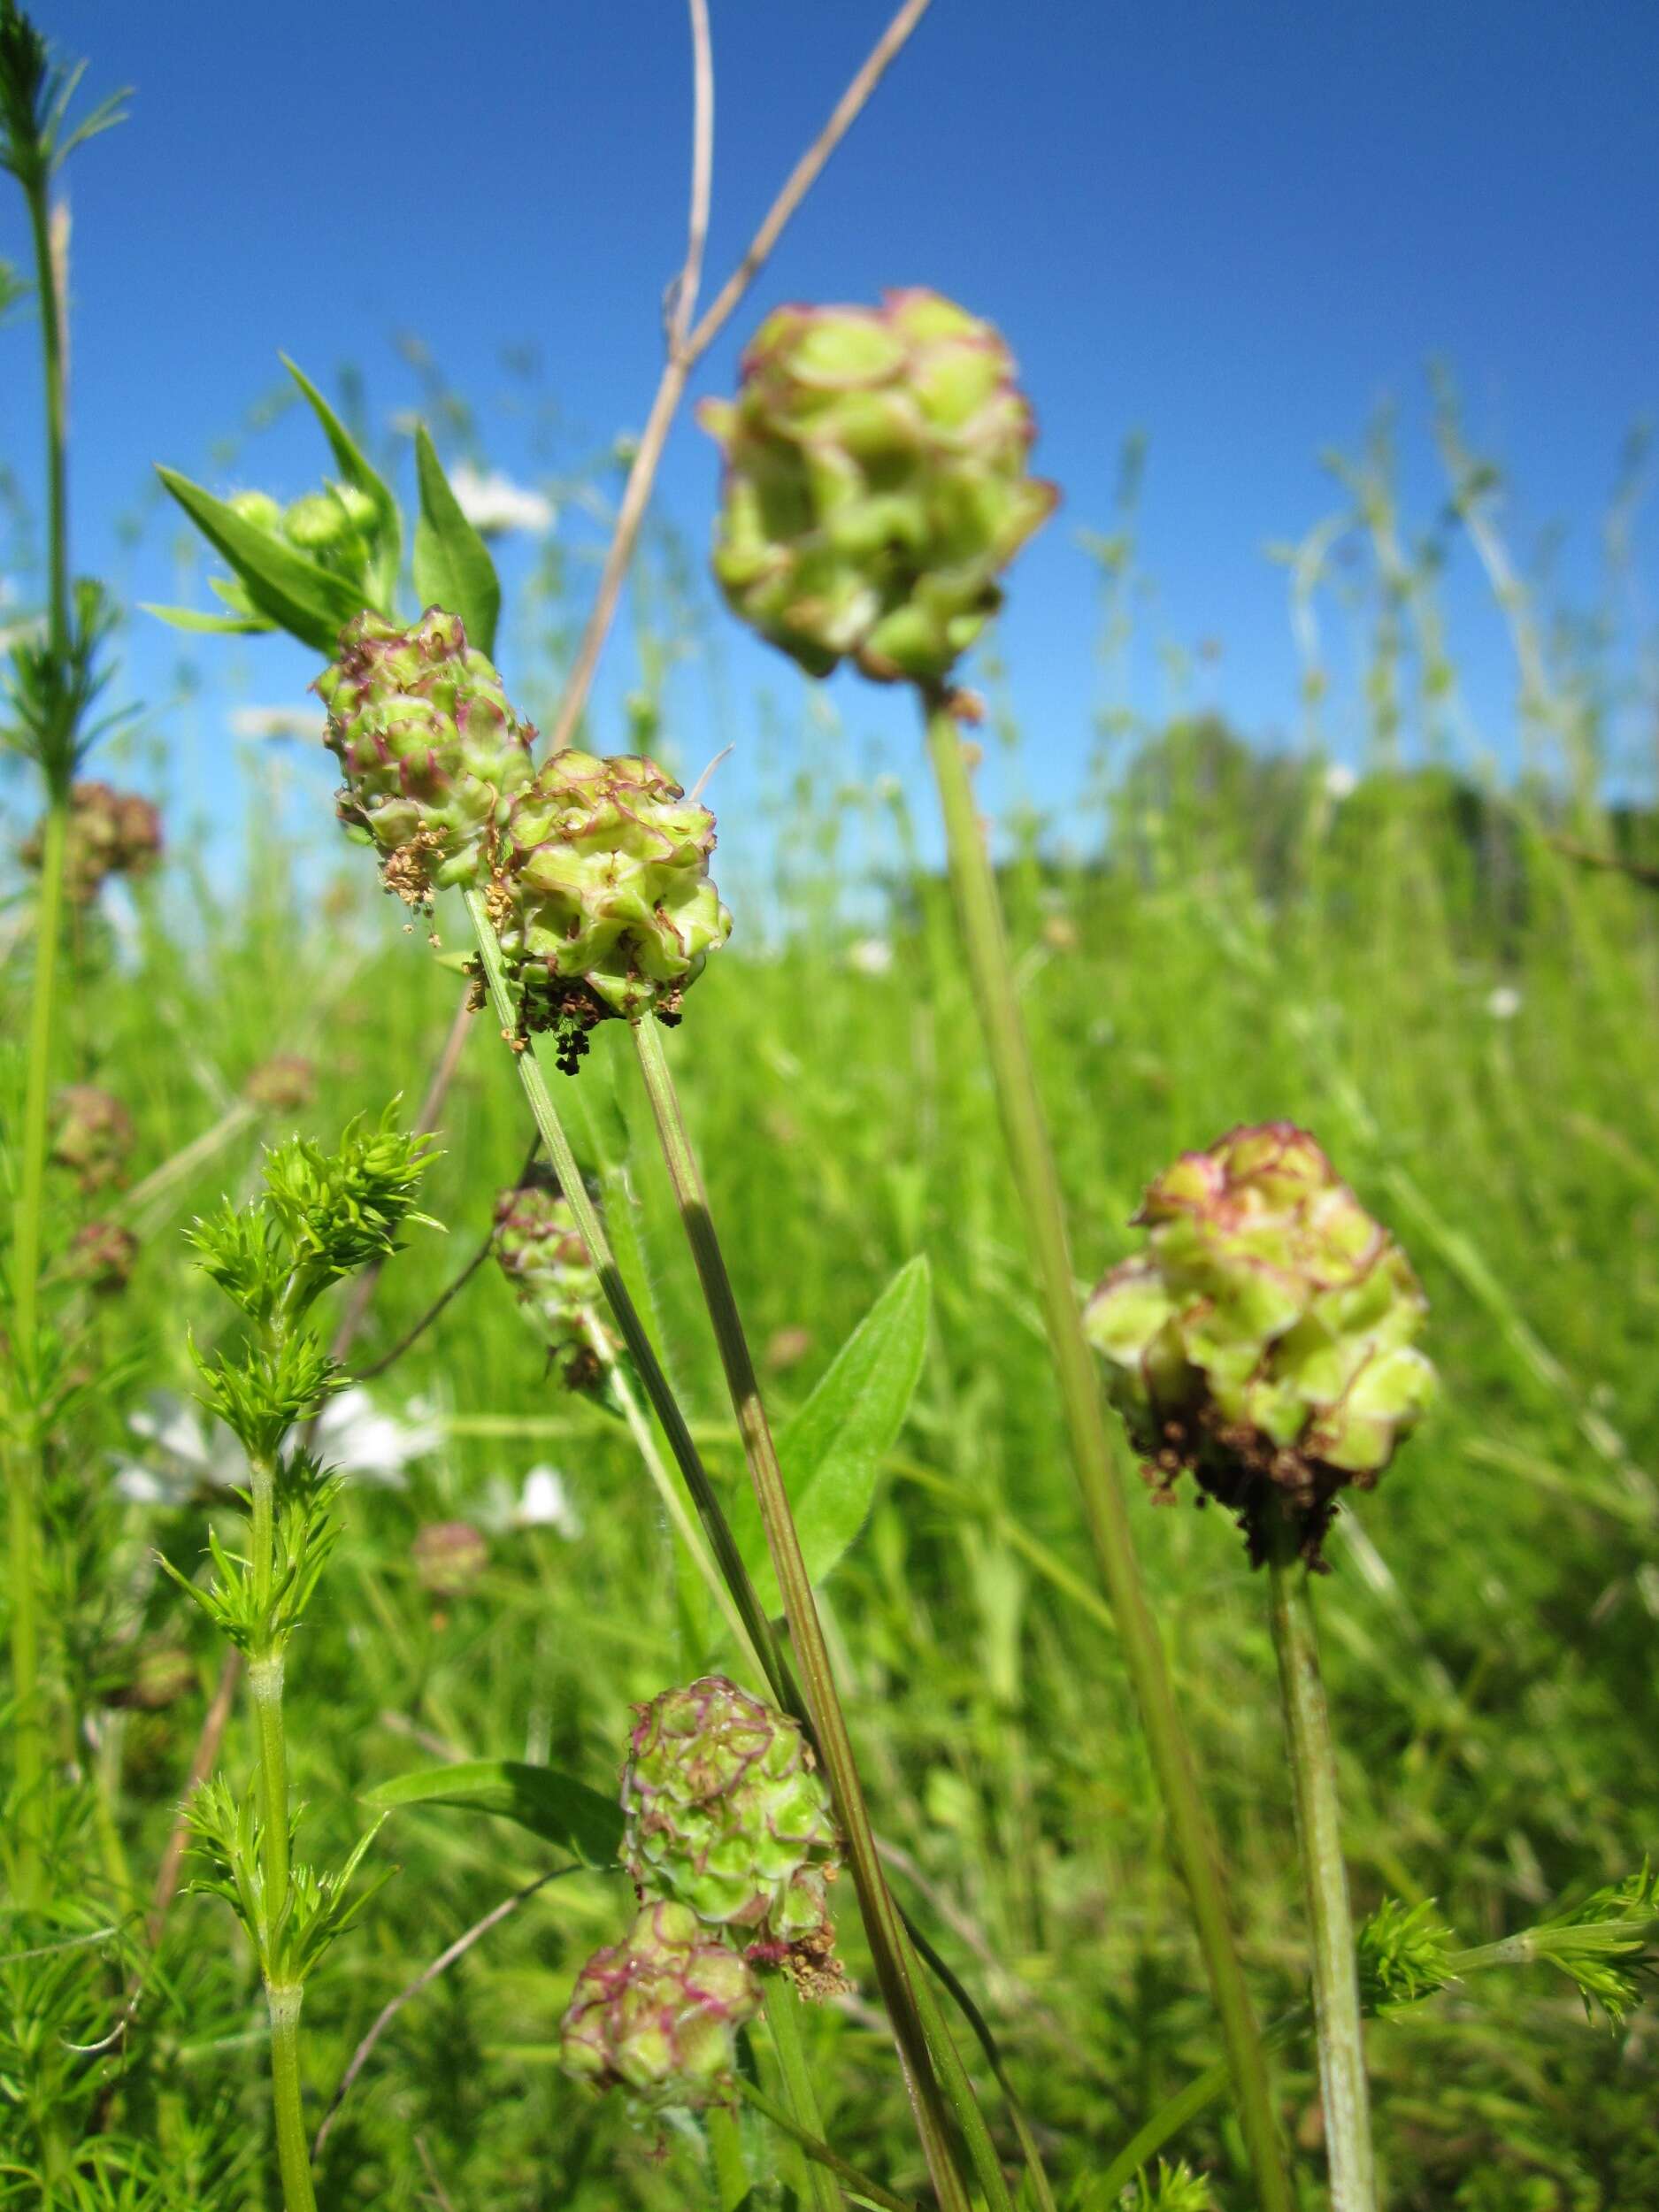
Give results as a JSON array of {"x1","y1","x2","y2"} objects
[
  {"x1": 244, "y1": 1056, "x2": 316, "y2": 1114},
  {"x1": 559, "y1": 1900, "x2": 759, "y2": 2109},
  {"x1": 228, "y1": 489, "x2": 283, "y2": 534},
  {"x1": 623, "y1": 1676, "x2": 843, "y2": 1992},
  {"x1": 65, "y1": 1219, "x2": 139, "y2": 1295},
  {"x1": 701, "y1": 288, "x2": 1057, "y2": 685},
  {"x1": 491, "y1": 1179, "x2": 611, "y2": 1388},
  {"x1": 317, "y1": 608, "x2": 536, "y2": 905},
  {"x1": 283, "y1": 491, "x2": 350, "y2": 550},
  {"x1": 486, "y1": 749, "x2": 732, "y2": 1063},
  {"x1": 1085, "y1": 1123, "x2": 1436, "y2": 1563},
  {"x1": 24, "y1": 780, "x2": 164, "y2": 904},
  {"x1": 50, "y1": 1086, "x2": 135, "y2": 1193},
  {"x1": 411, "y1": 1519, "x2": 488, "y2": 1600}
]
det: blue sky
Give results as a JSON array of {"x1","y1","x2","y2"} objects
[{"x1": 5, "y1": 0, "x2": 1658, "y2": 856}]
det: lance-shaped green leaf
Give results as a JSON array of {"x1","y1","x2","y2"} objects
[
  {"x1": 155, "y1": 465, "x2": 365, "y2": 656},
  {"x1": 411, "y1": 425, "x2": 500, "y2": 657},
  {"x1": 281, "y1": 355, "x2": 403, "y2": 607},
  {"x1": 365, "y1": 1758, "x2": 622, "y2": 1867},
  {"x1": 142, "y1": 601, "x2": 273, "y2": 636},
  {"x1": 735, "y1": 1256, "x2": 932, "y2": 1613}
]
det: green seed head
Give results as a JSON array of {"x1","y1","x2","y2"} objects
[
  {"x1": 623, "y1": 1677, "x2": 843, "y2": 1987},
  {"x1": 700, "y1": 288, "x2": 1057, "y2": 685},
  {"x1": 1085, "y1": 1123, "x2": 1436, "y2": 1563},
  {"x1": 559, "y1": 1900, "x2": 760, "y2": 2109},
  {"x1": 317, "y1": 608, "x2": 537, "y2": 904},
  {"x1": 486, "y1": 749, "x2": 732, "y2": 1061},
  {"x1": 50, "y1": 1086, "x2": 135, "y2": 1193},
  {"x1": 490, "y1": 1179, "x2": 611, "y2": 1386}
]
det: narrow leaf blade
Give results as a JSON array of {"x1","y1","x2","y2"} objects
[
  {"x1": 411, "y1": 425, "x2": 501, "y2": 657},
  {"x1": 154, "y1": 467, "x2": 364, "y2": 657},
  {"x1": 142, "y1": 602, "x2": 274, "y2": 636},
  {"x1": 736, "y1": 1256, "x2": 932, "y2": 1612},
  {"x1": 365, "y1": 1758, "x2": 621, "y2": 1866},
  {"x1": 280, "y1": 355, "x2": 403, "y2": 593}
]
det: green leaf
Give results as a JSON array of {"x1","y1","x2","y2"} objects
[
  {"x1": 154, "y1": 466, "x2": 365, "y2": 657},
  {"x1": 142, "y1": 602, "x2": 274, "y2": 636},
  {"x1": 365, "y1": 1759, "x2": 621, "y2": 1867},
  {"x1": 411, "y1": 424, "x2": 501, "y2": 657},
  {"x1": 735, "y1": 1256, "x2": 932, "y2": 1614},
  {"x1": 280, "y1": 356, "x2": 403, "y2": 605}
]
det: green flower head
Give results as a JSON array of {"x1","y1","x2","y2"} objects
[
  {"x1": 623, "y1": 1676, "x2": 843, "y2": 1993},
  {"x1": 490, "y1": 1178, "x2": 612, "y2": 1388},
  {"x1": 559, "y1": 1901, "x2": 760, "y2": 2110},
  {"x1": 485, "y1": 748, "x2": 732, "y2": 1067},
  {"x1": 701, "y1": 288, "x2": 1057, "y2": 684},
  {"x1": 317, "y1": 608, "x2": 535, "y2": 905},
  {"x1": 1085, "y1": 1123, "x2": 1436, "y2": 1563}
]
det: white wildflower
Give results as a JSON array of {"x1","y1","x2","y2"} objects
[
  {"x1": 310, "y1": 1387, "x2": 442, "y2": 1488},
  {"x1": 847, "y1": 937, "x2": 894, "y2": 978},
  {"x1": 1486, "y1": 985, "x2": 1523, "y2": 1021},
  {"x1": 1324, "y1": 762, "x2": 1358, "y2": 800},
  {"x1": 516, "y1": 1463, "x2": 582, "y2": 1537},
  {"x1": 449, "y1": 463, "x2": 556, "y2": 539},
  {"x1": 229, "y1": 705, "x2": 327, "y2": 744}
]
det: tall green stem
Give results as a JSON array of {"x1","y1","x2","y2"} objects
[
  {"x1": 248, "y1": 1453, "x2": 313, "y2": 2212},
  {"x1": 919, "y1": 687, "x2": 1293, "y2": 2212},
  {"x1": 762, "y1": 1974, "x2": 842, "y2": 2212},
  {"x1": 463, "y1": 890, "x2": 787, "y2": 1704},
  {"x1": 1266, "y1": 1544, "x2": 1376, "y2": 2212},
  {"x1": 584, "y1": 1307, "x2": 764, "y2": 1678},
  {"x1": 8, "y1": 793, "x2": 66, "y2": 1908},
  {"x1": 631, "y1": 1015, "x2": 972, "y2": 2212},
  {"x1": 7, "y1": 159, "x2": 75, "y2": 1913},
  {"x1": 267, "y1": 1984, "x2": 318, "y2": 2212},
  {"x1": 27, "y1": 185, "x2": 69, "y2": 667}
]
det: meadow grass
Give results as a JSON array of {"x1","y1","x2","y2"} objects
[{"x1": 5, "y1": 667, "x2": 1657, "y2": 2203}]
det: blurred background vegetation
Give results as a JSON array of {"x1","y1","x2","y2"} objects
[{"x1": 3, "y1": 327, "x2": 1657, "y2": 2208}]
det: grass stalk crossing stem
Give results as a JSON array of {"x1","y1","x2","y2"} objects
[
  {"x1": 630, "y1": 1013, "x2": 972, "y2": 2212},
  {"x1": 919, "y1": 684, "x2": 1294, "y2": 2212}
]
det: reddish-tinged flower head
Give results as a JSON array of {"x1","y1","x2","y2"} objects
[
  {"x1": 558, "y1": 1901, "x2": 759, "y2": 2108},
  {"x1": 1086, "y1": 1123, "x2": 1436, "y2": 1563}
]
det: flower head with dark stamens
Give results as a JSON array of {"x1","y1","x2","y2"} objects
[
  {"x1": 701, "y1": 288, "x2": 1057, "y2": 684},
  {"x1": 317, "y1": 607, "x2": 535, "y2": 906},
  {"x1": 559, "y1": 1901, "x2": 759, "y2": 2108},
  {"x1": 1085, "y1": 1123, "x2": 1436, "y2": 1564},
  {"x1": 486, "y1": 748, "x2": 732, "y2": 1068},
  {"x1": 50, "y1": 1085, "x2": 134, "y2": 1192},
  {"x1": 623, "y1": 1676, "x2": 844, "y2": 1993}
]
